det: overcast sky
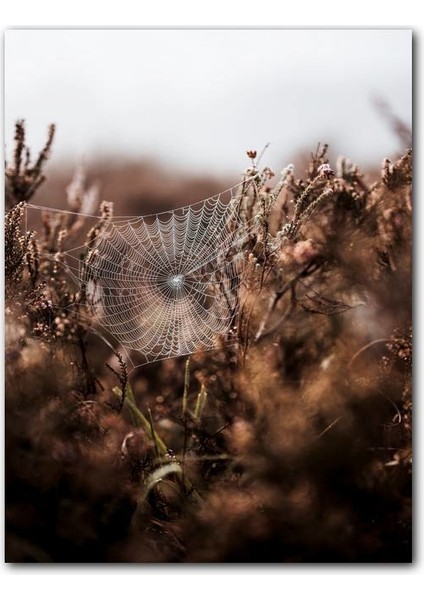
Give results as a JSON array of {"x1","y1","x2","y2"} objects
[{"x1": 5, "y1": 29, "x2": 412, "y2": 175}]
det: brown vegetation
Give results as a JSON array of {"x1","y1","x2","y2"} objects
[{"x1": 5, "y1": 122, "x2": 412, "y2": 562}]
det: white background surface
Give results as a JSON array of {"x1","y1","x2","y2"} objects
[
  {"x1": 1, "y1": 2, "x2": 420, "y2": 599},
  {"x1": 5, "y1": 29, "x2": 411, "y2": 175}
]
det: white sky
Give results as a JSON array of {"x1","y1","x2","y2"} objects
[{"x1": 5, "y1": 29, "x2": 412, "y2": 175}]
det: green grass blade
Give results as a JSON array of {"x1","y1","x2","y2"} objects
[
  {"x1": 194, "y1": 383, "x2": 207, "y2": 420},
  {"x1": 112, "y1": 383, "x2": 167, "y2": 455},
  {"x1": 181, "y1": 357, "x2": 190, "y2": 418}
]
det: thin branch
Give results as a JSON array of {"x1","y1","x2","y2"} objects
[
  {"x1": 317, "y1": 416, "x2": 343, "y2": 439},
  {"x1": 348, "y1": 338, "x2": 390, "y2": 369}
]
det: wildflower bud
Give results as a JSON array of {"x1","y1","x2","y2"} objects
[
  {"x1": 281, "y1": 164, "x2": 294, "y2": 178},
  {"x1": 382, "y1": 158, "x2": 393, "y2": 181},
  {"x1": 292, "y1": 239, "x2": 318, "y2": 265},
  {"x1": 317, "y1": 163, "x2": 335, "y2": 179},
  {"x1": 247, "y1": 150, "x2": 257, "y2": 159},
  {"x1": 263, "y1": 167, "x2": 275, "y2": 179},
  {"x1": 100, "y1": 201, "x2": 113, "y2": 220},
  {"x1": 58, "y1": 228, "x2": 67, "y2": 250}
]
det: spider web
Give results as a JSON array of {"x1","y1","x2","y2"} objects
[{"x1": 26, "y1": 180, "x2": 255, "y2": 366}]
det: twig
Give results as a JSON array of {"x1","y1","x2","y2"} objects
[
  {"x1": 317, "y1": 416, "x2": 343, "y2": 439},
  {"x1": 348, "y1": 338, "x2": 390, "y2": 369}
]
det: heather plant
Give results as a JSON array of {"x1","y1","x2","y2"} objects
[
  {"x1": 5, "y1": 122, "x2": 412, "y2": 562},
  {"x1": 5, "y1": 120, "x2": 55, "y2": 210}
]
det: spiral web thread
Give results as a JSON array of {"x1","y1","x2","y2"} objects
[{"x1": 27, "y1": 180, "x2": 255, "y2": 366}]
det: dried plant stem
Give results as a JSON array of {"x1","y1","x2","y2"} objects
[{"x1": 348, "y1": 338, "x2": 391, "y2": 369}]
